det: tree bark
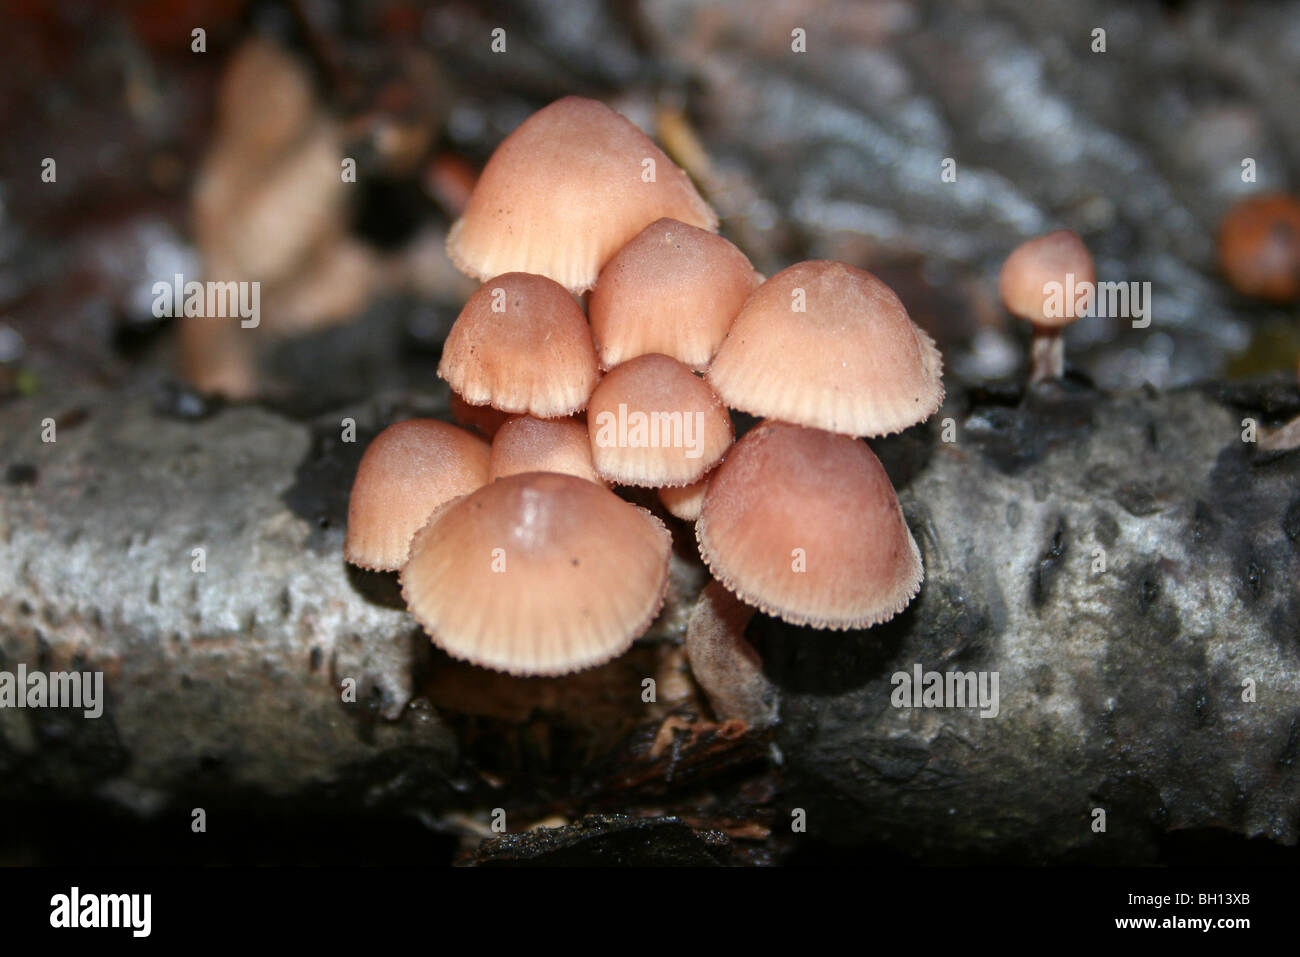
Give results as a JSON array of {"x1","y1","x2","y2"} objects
[{"x1": 1, "y1": 378, "x2": 1297, "y2": 863}]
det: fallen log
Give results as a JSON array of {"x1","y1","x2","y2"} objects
[{"x1": 1, "y1": 376, "x2": 1297, "y2": 863}]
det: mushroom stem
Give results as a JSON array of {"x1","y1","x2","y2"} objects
[
  {"x1": 685, "y1": 580, "x2": 777, "y2": 728},
  {"x1": 179, "y1": 308, "x2": 258, "y2": 398},
  {"x1": 1029, "y1": 326, "x2": 1064, "y2": 383}
]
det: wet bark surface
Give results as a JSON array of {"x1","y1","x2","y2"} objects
[{"x1": 2, "y1": 378, "x2": 1297, "y2": 863}]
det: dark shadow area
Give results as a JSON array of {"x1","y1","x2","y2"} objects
[
  {"x1": 962, "y1": 379, "x2": 1102, "y2": 476},
  {"x1": 0, "y1": 799, "x2": 459, "y2": 867},
  {"x1": 753, "y1": 602, "x2": 917, "y2": 697},
  {"x1": 345, "y1": 563, "x2": 406, "y2": 609}
]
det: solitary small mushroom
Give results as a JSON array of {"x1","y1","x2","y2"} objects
[
  {"x1": 695, "y1": 420, "x2": 922, "y2": 629},
  {"x1": 706, "y1": 261, "x2": 944, "y2": 437},
  {"x1": 400, "y1": 472, "x2": 672, "y2": 675},
  {"x1": 437, "y1": 272, "x2": 601, "y2": 418},
  {"x1": 658, "y1": 472, "x2": 712, "y2": 522},
  {"x1": 999, "y1": 230, "x2": 1095, "y2": 382},
  {"x1": 489, "y1": 415, "x2": 604, "y2": 485},
  {"x1": 345, "y1": 419, "x2": 490, "y2": 571},
  {"x1": 588, "y1": 218, "x2": 762, "y2": 371},
  {"x1": 1217, "y1": 194, "x2": 1300, "y2": 304},
  {"x1": 587, "y1": 353, "x2": 733, "y2": 487},
  {"x1": 446, "y1": 96, "x2": 718, "y2": 294}
]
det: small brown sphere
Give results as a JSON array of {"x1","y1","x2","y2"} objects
[
  {"x1": 696, "y1": 421, "x2": 922, "y2": 629},
  {"x1": 1217, "y1": 194, "x2": 1300, "y2": 303}
]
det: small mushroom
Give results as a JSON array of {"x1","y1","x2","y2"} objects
[
  {"x1": 489, "y1": 415, "x2": 604, "y2": 485},
  {"x1": 193, "y1": 35, "x2": 345, "y2": 291},
  {"x1": 706, "y1": 261, "x2": 944, "y2": 437},
  {"x1": 999, "y1": 230, "x2": 1095, "y2": 382},
  {"x1": 211, "y1": 38, "x2": 316, "y2": 158},
  {"x1": 400, "y1": 472, "x2": 672, "y2": 675},
  {"x1": 186, "y1": 37, "x2": 348, "y2": 398},
  {"x1": 446, "y1": 96, "x2": 718, "y2": 294},
  {"x1": 345, "y1": 419, "x2": 490, "y2": 571},
  {"x1": 437, "y1": 272, "x2": 601, "y2": 418},
  {"x1": 1217, "y1": 194, "x2": 1300, "y2": 304},
  {"x1": 658, "y1": 471, "x2": 712, "y2": 522},
  {"x1": 587, "y1": 354, "x2": 733, "y2": 487},
  {"x1": 695, "y1": 420, "x2": 922, "y2": 629},
  {"x1": 589, "y1": 218, "x2": 762, "y2": 371}
]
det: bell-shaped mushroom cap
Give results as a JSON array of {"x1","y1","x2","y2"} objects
[
  {"x1": 696, "y1": 420, "x2": 922, "y2": 629},
  {"x1": 706, "y1": 261, "x2": 944, "y2": 437},
  {"x1": 445, "y1": 97, "x2": 719, "y2": 293},
  {"x1": 437, "y1": 272, "x2": 601, "y2": 418},
  {"x1": 345, "y1": 419, "x2": 490, "y2": 571},
  {"x1": 489, "y1": 415, "x2": 604, "y2": 485},
  {"x1": 658, "y1": 471, "x2": 711, "y2": 522},
  {"x1": 588, "y1": 354, "x2": 733, "y2": 488},
  {"x1": 400, "y1": 472, "x2": 672, "y2": 675},
  {"x1": 998, "y1": 229, "x2": 1096, "y2": 328},
  {"x1": 589, "y1": 218, "x2": 761, "y2": 371}
]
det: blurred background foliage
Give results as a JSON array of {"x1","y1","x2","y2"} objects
[{"x1": 0, "y1": 0, "x2": 1297, "y2": 415}]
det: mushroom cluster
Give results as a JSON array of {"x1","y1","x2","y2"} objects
[{"x1": 344, "y1": 97, "x2": 945, "y2": 715}]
